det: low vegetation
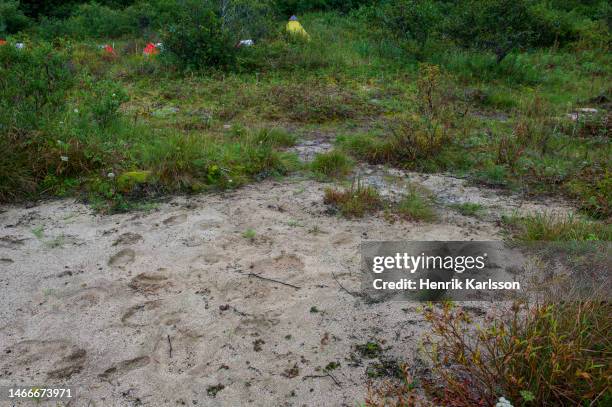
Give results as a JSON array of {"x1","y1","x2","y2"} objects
[
  {"x1": 422, "y1": 301, "x2": 611, "y2": 406},
  {"x1": 450, "y1": 202, "x2": 483, "y2": 217},
  {"x1": 503, "y1": 212, "x2": 612, "y2": 241},
  {"x1": 396, "y1": 188, "x2": 437, "y2": 222},
  {"x1": 324, "y1": 181, "x2": 382, "y2": 218},
  {"x1": 310, "y1": 150, "x2": 354, "y2": 180}
]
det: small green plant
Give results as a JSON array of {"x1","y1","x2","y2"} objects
[
  {"x1": 242, "y1": 228, "x2": 256, "y2": 240},
  {"x1": 310, "y1": 150, "x2": 354, "y2": 180},
  {"x1": 206, "y1": 384, "x2": 225, "y2": 398},
  {"x1": 31, "y1": 226, "x2": 44, "y2": 240},
  {"x1": 310, "y1": 306, "x2": 319, "y2": 313},
  {"x1": 450, "y1": 202, "x2": 483, "y2": 217},
  {"x1": 356, "y1": 341, "x2": 382, "y2": 359},
  {"x1": 324, "y1": 181, "x2": 382, "y2": 218}
]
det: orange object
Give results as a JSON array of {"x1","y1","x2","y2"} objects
[
  {"x1": 143, "y1": 43, "x2": 159, "y2": 56},
  {"x1": 0, "y1": 39, "x2": 7, "y2": 46}
]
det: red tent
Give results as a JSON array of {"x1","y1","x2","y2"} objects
[
  {"x1": 103, "y1": 44, "x2": 116, "y2": 55},
  {"x1": 143, "y1": 43, "x2": 159, "y2": 56}
]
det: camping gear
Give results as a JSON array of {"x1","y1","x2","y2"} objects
[
  {"x1": 103, "y1": 44, "x2": 116, "y2": 55},
  {"x1": 237, "y1": 39, "x2": 254, "y2": 47},
  {"x1": 143, "y1": 43, "x2": 159, "y2": 56},
  {"x1": 0, "y1": 39, "x2": 6, "y2": 46},
  {"x1": 286, "y1": 15, "x2": 310, "y2": 40},
  {"x1": 15, "y1": 42, "x2": 25, "y2": 49}
]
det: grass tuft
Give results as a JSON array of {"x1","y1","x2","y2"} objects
[
  {"x1": 310, "y1": 150, "x2": 354, "y2": 180},
  {"x1": 396, "y1": 188, "x2": 437, "y2": 222},
  {"x1": 324, "y1": 181, "x2": 382, "y2": 218},
  {"x1": 450, "y1": 202, "x2": 483, "y2": 217}
]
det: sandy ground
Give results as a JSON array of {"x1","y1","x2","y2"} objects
[{"x1": 0, "y1": 140, "x2": 574, "y2": 407}]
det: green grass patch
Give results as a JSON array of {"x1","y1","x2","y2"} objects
[
  {"x1": 310, "y1": 150, "x2": 354, "y2": 180},
  {"x1": 450, "y1": 202, "x2": 484, "y2": 217},
  {"x1": 396, "y1": 188, "x2": 437, "y2": 222},
  {"x1": 503, "y1": 212, "x2": 611, "y2": 241}
]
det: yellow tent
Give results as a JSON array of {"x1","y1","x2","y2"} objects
[{"x1": 286, "y1": 15, "x2": 310, "y2": 40}]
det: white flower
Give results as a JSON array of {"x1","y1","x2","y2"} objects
[
  {"x1": 107, "y1": 172, "x2": 115, "y2": 179},
  {"x1": 60, "y1": 156, "x2": 69, "y2": 162},
  {"x1": 73, "y1": 108, "x2": 79, "y2": 113},
  {"x1": 228, "y1": 179, "x2": 233, "y2": 183},
  {"x1": 112, "y1": 93, "x2": 116, "y2": 97}
]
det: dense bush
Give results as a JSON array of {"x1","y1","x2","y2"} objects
[
  {"x1": 0, "y1": 0, "x2": 30, "y2": 35},
  {"x1": 447, "y1": 0, "x2": 580, "y2": 62},
  {"x1": 368, "y1": 0, "x2": 442, "y2": 56},
  {"x1": 0, "y1": 43, "x2": 74, "y2": 200},
  {"x1": 161, "y1": 1, "x2": 235, "y2": 70},
  {"x1": 275, "y1": 0, "x2": 377, "y2": 15},
  {"x1": 423, "y1": 301, "x2": 612, "y2": 406},
  {"x1": 0, "y1": 42, "x2": 73, "y2": 132}
]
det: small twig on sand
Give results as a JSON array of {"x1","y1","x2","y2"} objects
[
  {"x1": 331, "y1": 269, "x2": 358, "y2": 297},
  {"x1": 303, "y1": 373, "x2": 342, "y2": 388},
  {"x1": 247, "y1": 273, "x2": 300, "y2": 289},
  {"x1": 167, "y1": 334, "x2": 173, "y2": 359}
]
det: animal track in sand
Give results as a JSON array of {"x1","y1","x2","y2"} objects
[
  {"x1": 68, "y1": 286, "x2": 109, "y2": 309},
  {"x1": 249, "y1": 253, "x2": 305, "y2": 275},
  {"x1": 0, "y1": 235, "x2": 29, "y2": 249},
  {"x1": 108, "y1": 248, "x2": 136, "y2": 267},
  {"x1": 129, "y1": 272, "x2": 171, "y2": 294},
  {"x1": 190, "y1": 251, "x2": 223, "y2": 267},
  {"x1": 163, "y1": 214, "x2": 188, "y2": 226},
  {"x1": 121, "y1": 300, "x2": 163, "y2": 327},
  {"x1": 0, "y1": 339, "x2": 87, "y2": 381},
  {"x1": 234, "y1": 312, "x2": 281, "y2": 336},
  {"x1": 113, "y1": 232, "x2": 143, "y2": 246},
  {"x1": 99, "y1": 356, "x2": 150, "y2": 381}
]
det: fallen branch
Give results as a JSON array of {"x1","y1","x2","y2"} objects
[
  {"x1": 247, "y1": 273, "x2": 301, "y2": 290},
  {"x1": 303, "y1": 372, "x2": 342, "y2": 388},
  {"x1": 167, "y1": 334, "x2": 173, "y2": 359}
]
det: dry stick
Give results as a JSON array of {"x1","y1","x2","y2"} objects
[
  {"x1": 167, "y1": 335, "x2": 173, "y2": 359},
  {"x1": 330, "y1": 269, "x2": 359, "y2": 298},
  {"x1": 247, "y1": 272, "x2": 301, "y2": 290},
  {"x1": 303, "y1": 373, "x2": 342, "y2": 388}
]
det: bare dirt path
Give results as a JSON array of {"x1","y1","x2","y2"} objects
[{"x1": 0, "y1": 138, "x2": 573, "y2": 407}]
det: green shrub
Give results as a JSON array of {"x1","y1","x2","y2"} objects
[
  {"x1": 369, "y1": 0, "x2": 442, "y2": 56},
  {"x1": 275, "y1": 0, "x2": 376, "y2": 15},
  {"x1": 0, "y1": 0, "x2": 30, "y2": 35},
  {"x1": 423, "y1": 301, "x2": 612, "y2": 406},
  {"x1": 447, "y1": 0, "x2": 583, "y2": 62},
  {"x1": 161, "y1": 1, "x2": 235, "y2": 70},
  {"x1": 0, "y1": 42, "x2": 73, "y2": 133}
]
